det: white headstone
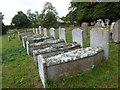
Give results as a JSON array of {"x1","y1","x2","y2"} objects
[
  {"x1": 110, "y1": 22, "x2": 115, "y2": 33},
  {"x1": 72, "y1": 28, "x2": 83, "y2": 47},
  {"x1": 36, "y1": 28, "x2": 38, "y2": 34},
  {"x1": 50, "y1": 28, "x2": 56, "y2": 39},
  {"x1": 90, "y1": 28, "x2": 109, "y2": 60},
  {"x1": 33, "y1": 28, "x2": 35, "y2": 33},
  {"x1": 39, "y1": 26, "x2": 42, "y2": 34},
  {"x1": 43, "y1": 28, "x2": 47, "y2": 36},
  {"x1": 59, "y1": 28, "x2": 66, "y2": 42},
  {"x1": 101, "y1": 20, "x2": 105, "y2": 27}
]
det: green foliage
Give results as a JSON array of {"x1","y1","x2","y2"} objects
[
  {"x1": 2, "y1": 22, "x2": 7, "y2": 35},
  {"x1": 67, "y1": 2, "x2": 120, "y2": 25},
  {"x1": 38, "y1": 2, "x2": 58, "y2": 28},
  {"x1": 12, "y1": 11, "x2": 31, "y2": 29}
]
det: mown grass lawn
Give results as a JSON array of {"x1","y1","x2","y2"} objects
[{"x1": 1, "y1": 26, "x2": 119, "y2": 88}]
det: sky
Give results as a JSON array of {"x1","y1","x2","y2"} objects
[{"x1": 0, "y1": 0, "x2": 72, "y2": 25}]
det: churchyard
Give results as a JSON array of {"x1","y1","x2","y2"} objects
[{"x1": 1, "y1": 21, "x2": 119, "y2": 88}]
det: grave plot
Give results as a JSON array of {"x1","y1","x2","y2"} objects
[
  {"x1": 22, "y1": 35, "x2": 54, "y2": 48},
  {"x1": 38, "y1": 47, "x2": 104, "y2": 87},
  {"x1": 33, "y1": 43, "x2": 80, "y2": 65},
  {"x1": 26, "y1": 39, "x2": 65, "y2": 55},
  {"x1": 18, "y1": 32, "x2": 34, "y2": 40},
  {"x1": 35, "y1": 27, "x2": 109, "y2": 87}
]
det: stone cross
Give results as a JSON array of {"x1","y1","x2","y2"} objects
[
  {"x1": 112, "y1": 19, "x2": 120, "y2": 43},
  {"x1": 72, "y1": 28, "x2": 83, "y2": 47},
  {"x1": 81, "y1": 22, "x2": 88, "y2": 39},
  {"x1": 90, "y1": 28, "x2": 109, "y2": 60},
  {"x1": 50, "y1": 28, "x2": 56, "y2": 39},
  {"x1": 36, "y1": 28, "x2": 39, "y2": 34},
  {"x1": 59, "y1": 27, "x2": 66, "y2": 42},
  {"x1": 39, "y1": 26, "x2": 42, "y2": 35},
  {"x1": 43, "y1": 28, "x2": 47, "y2": 36}
]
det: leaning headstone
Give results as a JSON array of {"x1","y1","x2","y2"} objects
[
  {"x1": 39, "y1": 26, "x2": 42, "y2": 35},
  {"x1": 43, "y1": 28, "x2": 47, "y2": 36},
  {"x1": 72, "y1": 28, "x2": 83, "y2": 47},
  {"x1": 59, "y1": 28, "x2": 66, "y2": 42},
  {"x1": 50, "y1": 28, "x2": 56, "y2": 39},
  {"x1": 112, "y1": 19, "x2": 120, "y2": 43},
  {"x1": 90, "y1": 28, "x2": 109, "y2": 60},
  {"x1": 36, "y1": 28, "x2": 39, "y2": 34},
  {"x1": 81, "y1": 22, "x2": 88, "y2": 39}
]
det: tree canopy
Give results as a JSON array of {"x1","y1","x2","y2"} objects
[
  {"x1": 66, "y1": 2, "x2": 120, "y2": 25},
  {"x1": 12, "y1": 11, "x2": 31, "y2": 28}
]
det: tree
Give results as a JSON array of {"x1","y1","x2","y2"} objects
[
  {"x1": 12, "y1": 11, "x2": 31, "y2": 28},
  {"x1": 27, "y1": 9, "x2": 39, "y2": 27},
  {"x1": 38, "y1": 2, "x2": 58, "y2": 28},
  {"x1": 67, "y1": 2, "x2": 120, "y2": 25}
]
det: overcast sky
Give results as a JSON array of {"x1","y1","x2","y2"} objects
[{"x1": 0, "y1": 0, "x2": 72, "y2": 25}]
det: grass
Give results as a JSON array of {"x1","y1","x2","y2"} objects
[{"x1": 1, "y1": 26, "x2": 119, "y2": 88}]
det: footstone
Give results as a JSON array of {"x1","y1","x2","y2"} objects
[
  {"x1": 38, "y1": 47, "x2": 103, "y2": 87},
  {"x1": 72, "y1": 28, "x2": 83, "y2": 47},
  {"x1": 90, "y1": 28, "x2": 109, "y2": 60}
]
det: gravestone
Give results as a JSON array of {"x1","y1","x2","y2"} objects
[
  {"x1": 90, "y1": 28, "x2": 109, "y2": 60},
  {"x1": 81, "y1": 22, "x2": 88, "y2": 39},
  {"x1": 50, "y1": 28, "x2": 56, "y2": 39},
  {"x1": 59, "y1": 28, "x2": 66, "y2": 42},
  {"x1": 94, "y1": 19, "x2": 102, "y2": 28},
  {"x1": 43, "y1": 28, "x2": 47, "y2": 36},
  {"x1": 110, "y1": 22, "x2": 115, "y2": 32},
  {"x1": 39, "y1": 26, "x2": 42, "y2": 34},
  {"x1": 112, "y1": 19, "x2": 120, "y2": 42},
  {"x1": 18, "y1": 32, "x2": 20, "y2": 40},
  {"x1": 33, "y1": 28, "x2": 35, "y2": 33},
  {"x1": 8, "y1": 36, "x2": 11, "y2": 41},
  {"x1": 26, "y1": 41, "x2": 30, "y2": 55},
  {"x1": 36, "y1": 28, "x2": 38, "y2": 34},
  {"x1": 101, "y1": 20, "x2": 105, "y2": 27},
  {"x1": 72, "y1": 28, "x2": 83, "y2": 47}
]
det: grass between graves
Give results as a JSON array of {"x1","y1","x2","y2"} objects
[{"x1": 1, "y1": 26, "x2": 119, "y2": 88}]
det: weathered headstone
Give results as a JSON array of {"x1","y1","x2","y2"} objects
[
  {"x1": 39, "y1": 26, "x2": 42, "y2": 34},
  {"x1": 110, "y1": 22, "x2": 115, "y2": 32},
  {"x1": 101, "y1": 20, "x2": 105, "y2": 27},
  {"x1": 36, "y1": 28, "x2": 38, "y2": 34},
  {"x1": 38, "y1": 47, "x2": 103, "y2": 87},
  {"x1": 43, "y1": 28, "x2": 47, "y2": 36},
  {"x1": 59, "y1": 28, "x2": 66, "y2": 42},
  {"x1": 50, "y1": 28, "x2": 56, "y2": 39},
  {"x1": 8, "y1": 36, "x2": 11, "y2": 41},
  {"x1": 26, "y1": 41, "x2": 30, "y2": 55},
  {"x1": 72, "y1": 28, "x2": 83, "y2": 47},
  {"x1": 112, "y1": 19, "x2": 120, "y2": 43},
  {"x1": 33, "y1": 28, "x2": 35, "y2": 33},
  {"x1": 90, "y1": 28, "x2": 109, "y2": 60},
  {"x1": 94, "y1": 20, "x2": 102, "y2": 28},
  {"x1": 81, "y1": 22, "x2": 88, "y2": 39}
]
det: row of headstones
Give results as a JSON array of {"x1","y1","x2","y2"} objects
[{"x1": 25, "y1": 26, "x2": 109, "y2": 60}]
